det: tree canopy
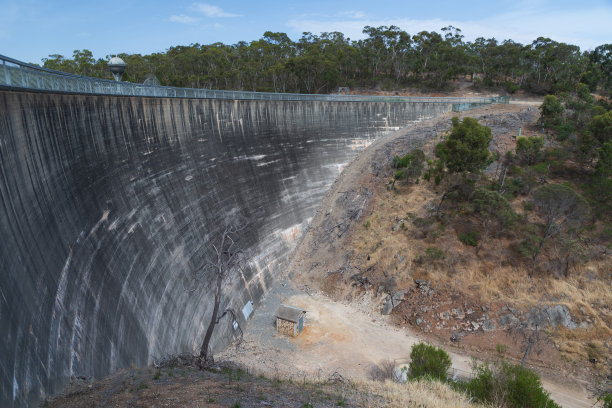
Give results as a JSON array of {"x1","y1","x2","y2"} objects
[
  {"x1": 38, "y1": 27, "x2": 612, "y2": 96},
  {"x1": 533, "y1": 184, "x2": 589, "y2": 241},
  {"x1": 436, "y1": 117, "x2": 493, "y2": 174},
  {"x1": 471, "y1": 188, "x2": 517, "y2": 253},
  {"x1": 516, "y1": 136, "x2": 545, "y2": 165}
]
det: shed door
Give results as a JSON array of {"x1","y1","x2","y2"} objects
[{"x1": 298, "y1": 316, "x2": 303, "y2": 333}]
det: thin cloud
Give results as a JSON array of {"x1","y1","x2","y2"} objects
[
  {"x1": 169, "y1": 14, "x2": 198, "y2": 24},
  {"x1": 339, "y1": 11, "x2": 367, "y2": 19},
  {"x1": 191, "y1": 3, "x2": 242, "y2": 18}
]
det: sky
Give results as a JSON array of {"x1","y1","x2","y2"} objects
[{"x1": 1, "y1": 0, "x2": 611, "y2": 64}]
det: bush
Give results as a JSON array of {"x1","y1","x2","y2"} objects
[
  {"x1": 392, "y1": 155, "x2": 410, "y2": 169},
  {"x1": 458, "y1": 231, "x2": 480, "y2": 246},
  {"x1": 461, "y1": 362, "x2": 494, "y2": 402},
  {"x1": 369, "y1": 360, "x2": 396, "y2": 382},
  {"x1": 392, "y1": 149, "x2": 426, "y2": 182},
  {"x1": 414, "y1": 245, "x2": 445, "y2": 265},
  {"x1": 425, "y1": 247, "x2": 445, "y2": 260},
  {"x1": 409, "y1": 342, "x2": 452, "y2": 381},
  {"x1": 516, "y1": 234, "x2": 541, "y2": 259},
  {"x1": 394, "y1": 169, "x2": 407, "y2": 180},
  {"x1": 462, "y1": 359, "x2": 561, "y2": 408},
  {"x1": 598, "y1": 392, "x2": 612, "y2": 408},
  {"x1": 516, "y1": 136, "x2": 545, "y2": 165},
  {"x1": 435, "y1": 117, "x2": 493, "y2": 174},
  {"x1": 540, "y1": 95, "x2": 564, "y2": 129},
  {"x1": 554, "y1": 122, "x2": 575, "y2": 141},
  {"x1": 504, "y1": 364, "x2": 560, "y2": 408},
  {"x1": 504, "y1": 81, "x2": 520, "y2": 94}
]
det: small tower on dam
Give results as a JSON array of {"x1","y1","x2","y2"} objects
[{"x1": 108, "y1": 56, "x2": 126, "y2": 81}]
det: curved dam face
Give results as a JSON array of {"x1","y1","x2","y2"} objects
[{"x1": 0, "y1": 90, "x2": 452, "y2": 406}]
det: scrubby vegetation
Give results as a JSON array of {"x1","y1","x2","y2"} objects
[
  {"x1": 350, "y1": 95, "x2": 611, "y2": 394},
  {"x1": 408, "y1": 342, "x2": 452, "y2": 381},
  {"x1": 46, "y1": 359, "x2": 490, "y2": 408},
  {"x1": 394, "y1": 88, "x2": 612, "y2": 277},
  {"x1": 39, "y1": 28, "x2": 611, "y2": 96},
  {"x1": 458, "y1": 357, "x2": 560, "y2": 408},
  {"x1": 397, "y1": 342, "x2": 560, "y2": 408}
]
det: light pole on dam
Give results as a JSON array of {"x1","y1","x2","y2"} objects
[{"x1": 0, "y1": 54, "x2": 506, "y2": 407}]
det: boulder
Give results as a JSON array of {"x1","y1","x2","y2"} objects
[
  {"x1": 544, "y1": 305, "x2": 577, "y2": 329},
  {"x1": 482, "y1": 319, "x2": 496, "y2": 331},
  {"x1": 498, "y1": 313, "x2": 520, "y2": 327}
]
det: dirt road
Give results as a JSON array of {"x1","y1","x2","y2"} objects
[{"x1": 222, "y1": 283, "x2": 595, "y2": 408}]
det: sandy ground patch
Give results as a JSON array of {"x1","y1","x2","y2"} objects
[{"x1": 221, "y1": 282, "x2": 595, "y2": 408}]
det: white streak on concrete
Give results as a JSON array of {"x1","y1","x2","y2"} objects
[
  {"x1": 256, "y1": 159, "x2": 280, "y2": 167},
  {"x1": 89, "y1": 210, "x2": 110, "y2": 237},
  {"x1": 12, "y1": 368, "x2": 18, "y2": 401},
  {"x1": 234, "y1": 154, "x2": 266, "y2": 161}
]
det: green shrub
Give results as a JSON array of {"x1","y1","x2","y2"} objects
[
  {"x1": 504, "y1": 81, "x2": 520, "y2": 94},
  {"x1": 394, "y1": 169, "x2": 407, "y2": 180},
  {"x1": 425, "y1": 247, "x2": 445, "y2": 260},
  {"x1": 408, "y1": 342, "x2": 452, "y2": 381},
  {"x1": 516, "y1": 234, "x2": 541, "y2": 259},
  {"x1": 540, "y1": 95, "x2": 564, "y2": 128},
  {"x1": 461, "y1": 362, "x2": 494, "y2": 402},
  {"x1": 598, "y1": 392, "x2": 612, "y2": 408},
  {"x1": 554, "y1": 122, "x2": 575, "y2": 141},
  {"x1": 507, "y1": 177, "x2": 526, "y2": 196},
  {"x1": 530, "y1": 162, "x2": 549, "y2": 174},
  {"x1": 392, "y1": 155, "x2": 410, "y2": 168},
  {"x1": 459, "y1": 231, "x2": 480, "y2": 247},
  {"x1": 461, "y1": 359, "x2": 561, "y2": 408},
  {"x1": 392, "y1": 149, "x2": 426, "y2": 182},
  {"x1": 516, "y1": 136, "x2": 545, "y2": 165},
  {"x1": 504, "y1": 364, "x2": 560, "y2": 408},
  {"x1": 436, "y1": 117, "x2": 493, "y2": 174}
]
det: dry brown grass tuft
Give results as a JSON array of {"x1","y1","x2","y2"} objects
[{"x1": 350, "y1": 378, "x2": 488, "y2": 408}]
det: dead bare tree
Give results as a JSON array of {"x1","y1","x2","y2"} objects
[
  {"x1": 506, "y1": 306, "x2": 549, "y2": 367},
  {"x1": 190, "y1": 222, "x2": 247, "y2": 369}
]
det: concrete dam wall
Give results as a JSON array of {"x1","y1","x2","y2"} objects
[{"x1": 0, "y1": 89, "x2": 458, "y2": 406}]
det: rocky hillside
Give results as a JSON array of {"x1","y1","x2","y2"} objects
[{"x1": 291, "y1": 102, "x2": 611, "y2": 398}]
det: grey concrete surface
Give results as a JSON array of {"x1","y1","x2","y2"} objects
[{"x1": 0, "y1": 90, "x2": 457, "y2": 406}]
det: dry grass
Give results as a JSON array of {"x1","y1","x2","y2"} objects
[
  {"x1": 49, "y1": 362, "x2": 492, "y2": 408},
  {"x1": 351, "y1": 378, "x2": 488, "y2": 408}
]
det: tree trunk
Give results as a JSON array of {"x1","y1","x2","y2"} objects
[
  {"x1": 199, "y1": 271, "x2": 223, "y2": 366},
  {"x1": 476, "y1": 224, "x2": 489, "y2": 255},
  {"x1": 521, "y1": 332, "x2": 534, "y2": 366}
]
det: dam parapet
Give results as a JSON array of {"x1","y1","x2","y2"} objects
[{"x1": 0, "y1": 54, "x2": 508, "y2": 107}]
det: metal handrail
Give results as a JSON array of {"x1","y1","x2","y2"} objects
[{"x1": 0, "y1": 54, "x2": 510, "y2": 105}]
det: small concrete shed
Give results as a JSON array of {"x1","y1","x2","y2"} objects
[{"x1": 275, "y1": 304, "x2": 306, "y2": 337}]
